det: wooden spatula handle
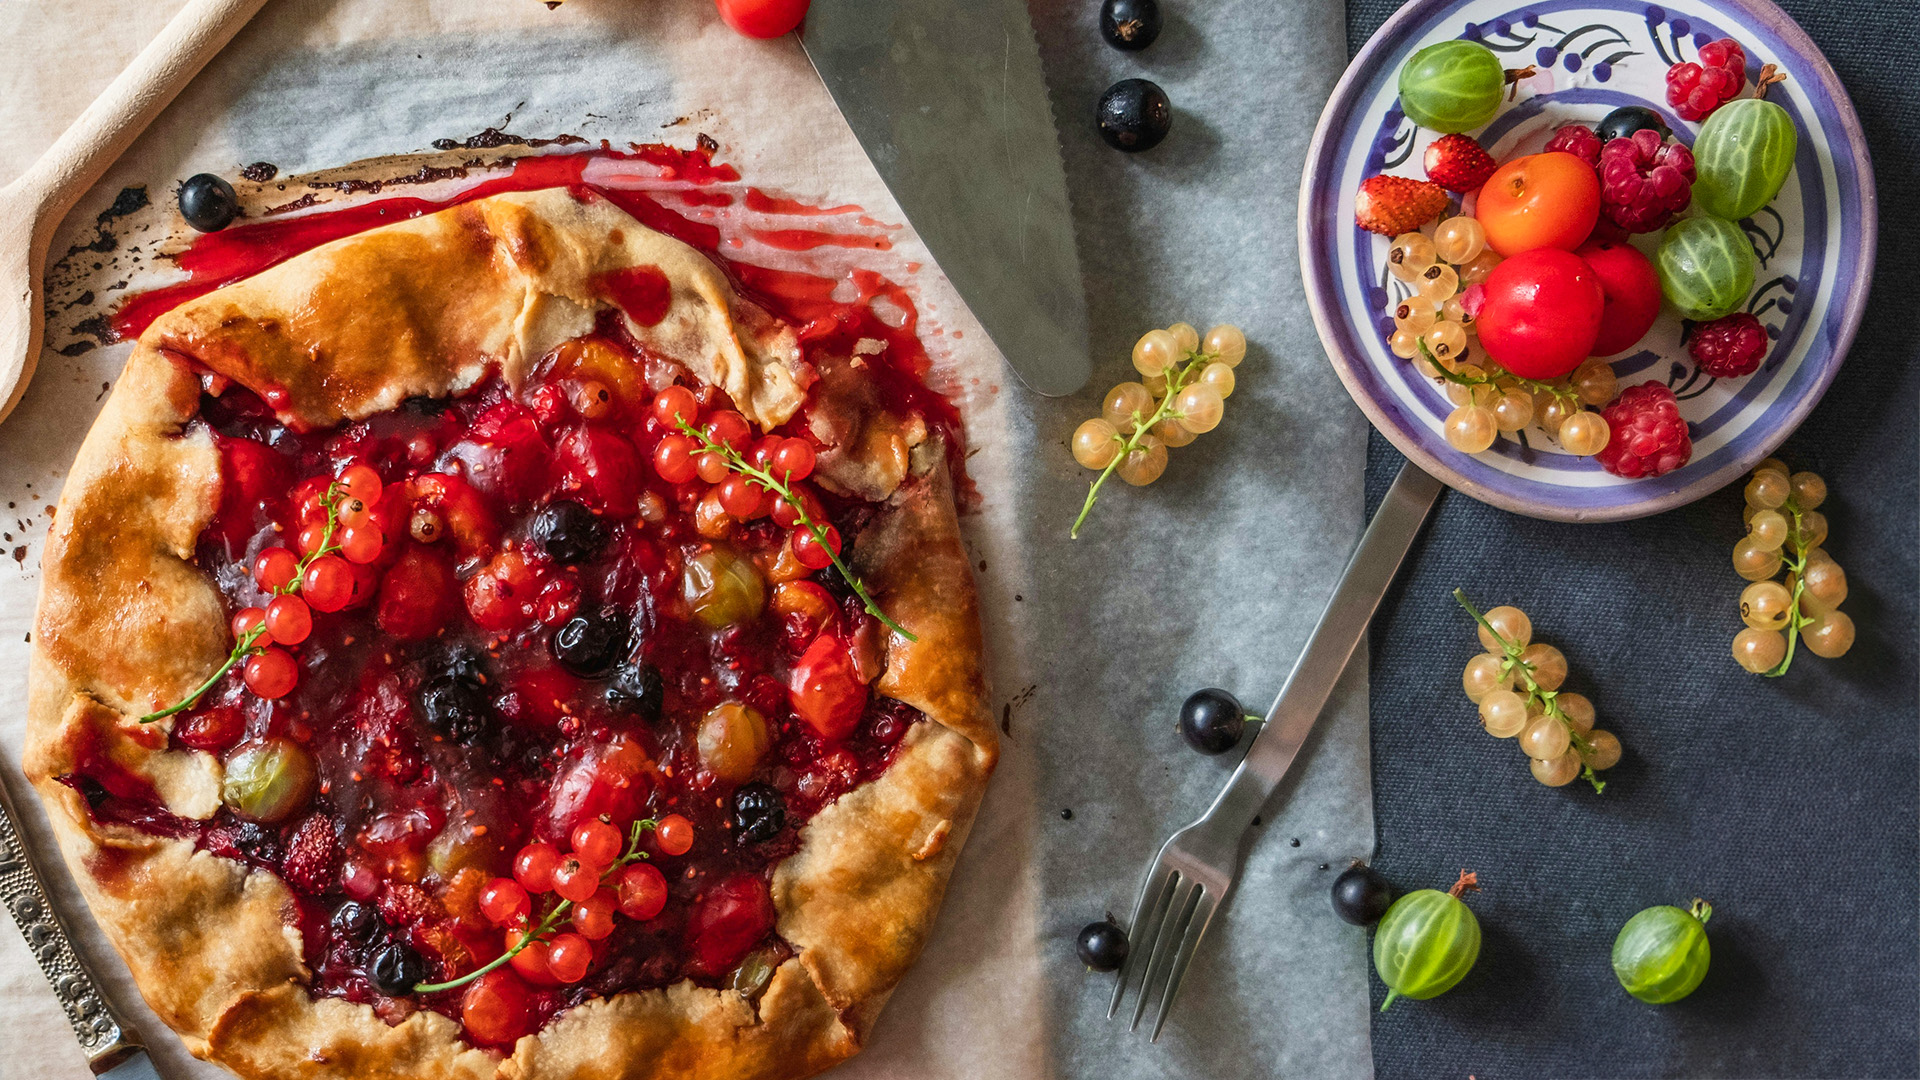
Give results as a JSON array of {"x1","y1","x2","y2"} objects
[{"x1": 18, "y1": 0, "x2": 270, "y2": 235}]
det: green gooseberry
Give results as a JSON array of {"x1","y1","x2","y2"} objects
[
  {"x1": 221, "y1": 737, "x2": 317, "y2": 823},
  {"x1": 1612, "y1": 899, "x2": 1713, "y2": 1003},
  {"x1": 1373, "y1": 873, "x2": 1482, "y2": 1009},
  {"x1": 1693, "y1": 99, "x2": 1798, "y2": 222},
  {"x1": 1397, "y1": 40, "x2": 1506, "y2": 133},
  {"x1": 682, "y1": 547, "x2": 767, "y2": 629},
  {"x1": 1656, "y1": 215, "x2": 1756, "y2": 321}
]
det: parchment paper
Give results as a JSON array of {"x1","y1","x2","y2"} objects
[{"x1": 0, "y1": 1, "x2": 1368, "y2": 1078}]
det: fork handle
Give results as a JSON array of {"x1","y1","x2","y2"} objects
[{"x1": 1206, "y1": 460, "x2": 1443, "y2": 831}]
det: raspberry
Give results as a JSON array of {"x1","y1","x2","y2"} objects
[
  {"x1": 1689, "y1": 313, "x2": 1769, "y2": 378},
  {"x1": 1598, "y1": 130, "x2": 1695, "y2": 233},
  {"x1": 1666, "y1": 39, "x2": 1747, "y2": 121},
  {"x1": 1596, "y1": 382, "x2": 1692, "y2": 478},
  {"x1": 1543, "y1": 124, "x2": 1602, "y2": 168},
  {"x1": 282, "y1": 814, "x2": 338, "y2": 895}
]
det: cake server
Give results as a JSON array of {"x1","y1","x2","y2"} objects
[
  {"x1": 799, "y1": 0, "x2": 1091, "y2": 397},
  {"x1": 0, "y1": 766, "x2": 156, "y2": 1076}
]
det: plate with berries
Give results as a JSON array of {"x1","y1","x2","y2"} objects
[{"x1": 1299, "y1": 0, "x2": 1875, "y2": 521}]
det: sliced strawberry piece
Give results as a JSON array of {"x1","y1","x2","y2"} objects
[
  {"x1": 283, "y1": 814, "x2": 338, "y2": 895},
  {"x1": 1355, "y1": 175, "x2": 1450, "y2": 236}
]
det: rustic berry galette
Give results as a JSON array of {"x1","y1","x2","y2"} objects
[{"x1": 25, "y1": 186, "x2": 994, "y2": 1078}]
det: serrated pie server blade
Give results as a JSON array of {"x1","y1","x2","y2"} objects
[{"x1": 799, "y1": 0, "x2": 1090, "y2": 397}]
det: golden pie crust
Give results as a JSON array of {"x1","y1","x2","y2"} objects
[{"x1": 24, "y1": 188, "x2": 995, "y2": 1079}]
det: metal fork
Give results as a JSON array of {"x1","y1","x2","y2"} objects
[{"x1": 1109, "y1": 461, "x2": 1443, "y2": 1039}]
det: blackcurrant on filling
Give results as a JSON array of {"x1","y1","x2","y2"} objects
[{"x1": 70, "y1": 348, "x2": 931, "y2": 1042}]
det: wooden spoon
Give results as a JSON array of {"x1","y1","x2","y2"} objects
[{"x1": 0, "y1": 0, "x2": 269, "y2": 424}]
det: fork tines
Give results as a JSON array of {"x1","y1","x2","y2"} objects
[{"x1": 1107, "y1": 865, "x2": 1220, "y2": 1041}]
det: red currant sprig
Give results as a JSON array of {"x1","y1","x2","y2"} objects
[
  {"x1": 140, "y1": 464, "x2": 385, "y2": 723},
  {"x1": 668, "y1": 414, "x2": 916, "y2": 642},
  {"x1": 415, "y1": 814, "x2": 689, "y2": 995}
]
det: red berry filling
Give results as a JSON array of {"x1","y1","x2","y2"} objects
[{"x1": 68, "y1": 350, "x2": 935, "y2": 1045}]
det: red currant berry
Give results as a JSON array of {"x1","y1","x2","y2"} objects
[
  {"x1": 770, "y1": 486, "x2": 824, "y2": 529},
  {"x1": 231, "y1": 606, "x2": 270, "y2": 643},
  {"x1": 243, "y1": 648, "x2": 299, "y2": 699},
  {"x1": 545, "y1": 933, "x2": 592, "y2": 984},
  {"x1": 337, "y1": 496, "x2": 375, "y2": 529},
  {"x1": 513, "y1": 842, "x2": 563, "y2": 894},
  {"x1": 551, "y1": 854, "x2": 602, "y2": 903},
  {"x1": 264, "y1": 594, "x2": 313, "y2": 645},
  {"x1": 572, "y1": 889, "x2": 617, "y2": 940},
  {"x1": 507, "y1": 931, "x2": 557, "y2": 985},
  {"x1": 479, "y1": 877, "x2": 532, "y2": 927},
  {"x1": 694, "y1": 451, "x2": 730, "y2": 485},
  {"x1": 651, "y1": 385, "x2": 700, "y2": 428},
  {"x1": 303, "y1": 555, "x2": 354, "y2": 613},
  {"x1": 461, "y1": 969, "x2": 532, "y2": 1046},
  {"x1": 772, "y1": 438, "x2": 816, "y2": 481},
  {"x1": 571, "y1": 820, "x2": 623, "y2": 869},
  {"x1": 703, "y1": 410, "x2": 751, "y2": 450},
  {"x1": 717, "y1": 475, "x2": 765, "y2": 518},
  {"x1": 614, "y1": 862, "x2": 668, "y2": 921},
  {"x1": 747, "y1": 436, "x2": 780, "y2": 470},
  {"x1": 655, "y1": 813, "x2": 696, "y2": 856},
  {"x1": 253, "y1": 547, "x2": 301, "y2": 591},
  {"x1": 652, "y1": 434, "x2": 699, "y2": 484},
  {"x1": 791, "y1": 525, "x2": 841, "y2": 570},
  {"x1": 338, "y1": 464, "x2": 383, "y2": 506},
  {"x1": 338, "y1": 524, "x2": 384, "y2": 565},
  {"x1": 297, "y1": 523, "x2": 331, "y2": 557}
]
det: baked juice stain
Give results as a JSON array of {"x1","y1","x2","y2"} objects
[
  {"x1": 593, "y1": 265, "x2": 673, "y2": 327},
  {"x1": 112, "y1": 142, "x2": 966, "y2": 490}
]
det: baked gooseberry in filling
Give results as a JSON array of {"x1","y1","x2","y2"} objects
[{"x1": 72, "y1": 330, "x2": 928, "y2": 1046}]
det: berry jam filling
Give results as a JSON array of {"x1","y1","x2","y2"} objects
[{"x1": 70, "y1": 337, "x2": 932, "y2": 1045}]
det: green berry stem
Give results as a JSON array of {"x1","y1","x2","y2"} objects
[
  {"x1": 1070, "y1": 347, "x2": 1213, "y2": 540},
  {"x1": 1418, "y1": 340, "x2": 1577, "y2": 403},
  {"x1": 1688, "y1": 898, "x2": 1714, "y2": 925},
  {"x1": 673, "y1": 419, "x2": 915, "y2": 642},
  {"x1": 1762, "y1": 499, "x2": 1815, "y2": 678},
  {"x1": 140, "y1": 481, "x2": 348, "y2": 723},
  {"x1": 412, "y1": 818, "x2": 660, "y2": 995},
  {"x1": 1453, "y1": 589, "x2": 1606, "y2": 794}
]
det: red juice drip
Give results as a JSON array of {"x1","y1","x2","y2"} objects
[
  {"x1": 748, "y1": 228, "x2": 891, "y2": 253},
  {"x1": 743, "y1": 188, "x2": 862, "y2": 216}
]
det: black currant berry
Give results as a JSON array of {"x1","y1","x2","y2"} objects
[
  {"x1": 607, "y1": 661, "x2": 665, "y2": 723},
  {"x1": 330, "y1": 901, "x2": 379, "y2": 944},
  {"x1": 178, "y1": 173, "x2": 239, "y2": 232},
  {"x1": 1096, "y1": 79, "x2": 1173, "y2": 152},
  {"x1": 1076, "y1": 921, "x2": 1129, "y2": 971},
  {"x1": 530, "y1": 499, "x2": 607, "y2": 566},
  {"x1": 552, "y1": 612, "x2": 625, "y2": 677},
  {"x1": 1596, "y1": 105, "x2": 1670, "y2": 143},
  {"x1": 416, "y1": 676, "x2": 491, "y2": 744},
  {"x1": 369, "y1": 942, "x2": 425, "y2": 997},
  {"x1": 731, "y1": 782, "x2": 788, "y2": 845},
  {"x1": 1330, "y1": 863, "x2": 1393, "y2": 926},
  {"x1": 1179, "y1": 688, "x2": 1246, "y2": 755},
  {"x1": 1099, "y1": 0, "x2": 1161, "y2": 51}
]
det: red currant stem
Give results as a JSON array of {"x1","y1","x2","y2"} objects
[
  {"x1": 413, "y1": 818, "x2": 662, "y2": 995},
  {"x1": 412, "y1": 899, "x2": 571, "y2": 995},
  {"x1": 673, "y1": 420, "x2": 916, "y2": 642},
  {"x1": 1762, "y1": 499, "x2": 1813, "y2": 678},
  {"x1": 1069, "y1": 348, "x2": 1211, "y2": 539},
  {"x1": 139, "y1": 483, "x2": 349, "y2": 723},
  {"x1": 1453, "y1": 589, "x2": 1607, "y2": 794}
]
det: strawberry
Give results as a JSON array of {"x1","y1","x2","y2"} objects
[
  {"x1": 1422, "y1": 134, "x2": 1499, "y2": 192},
  {"x1": 283, "y1": 814, "x2": 338, "y2": 896},
  {"x1": 1355, "y1": 175, "x2": 1450, "y2": 236}
]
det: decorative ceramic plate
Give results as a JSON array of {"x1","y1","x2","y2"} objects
[{"x1": 1300, "y1": 0, "x2": 1875, "y2": 521}]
